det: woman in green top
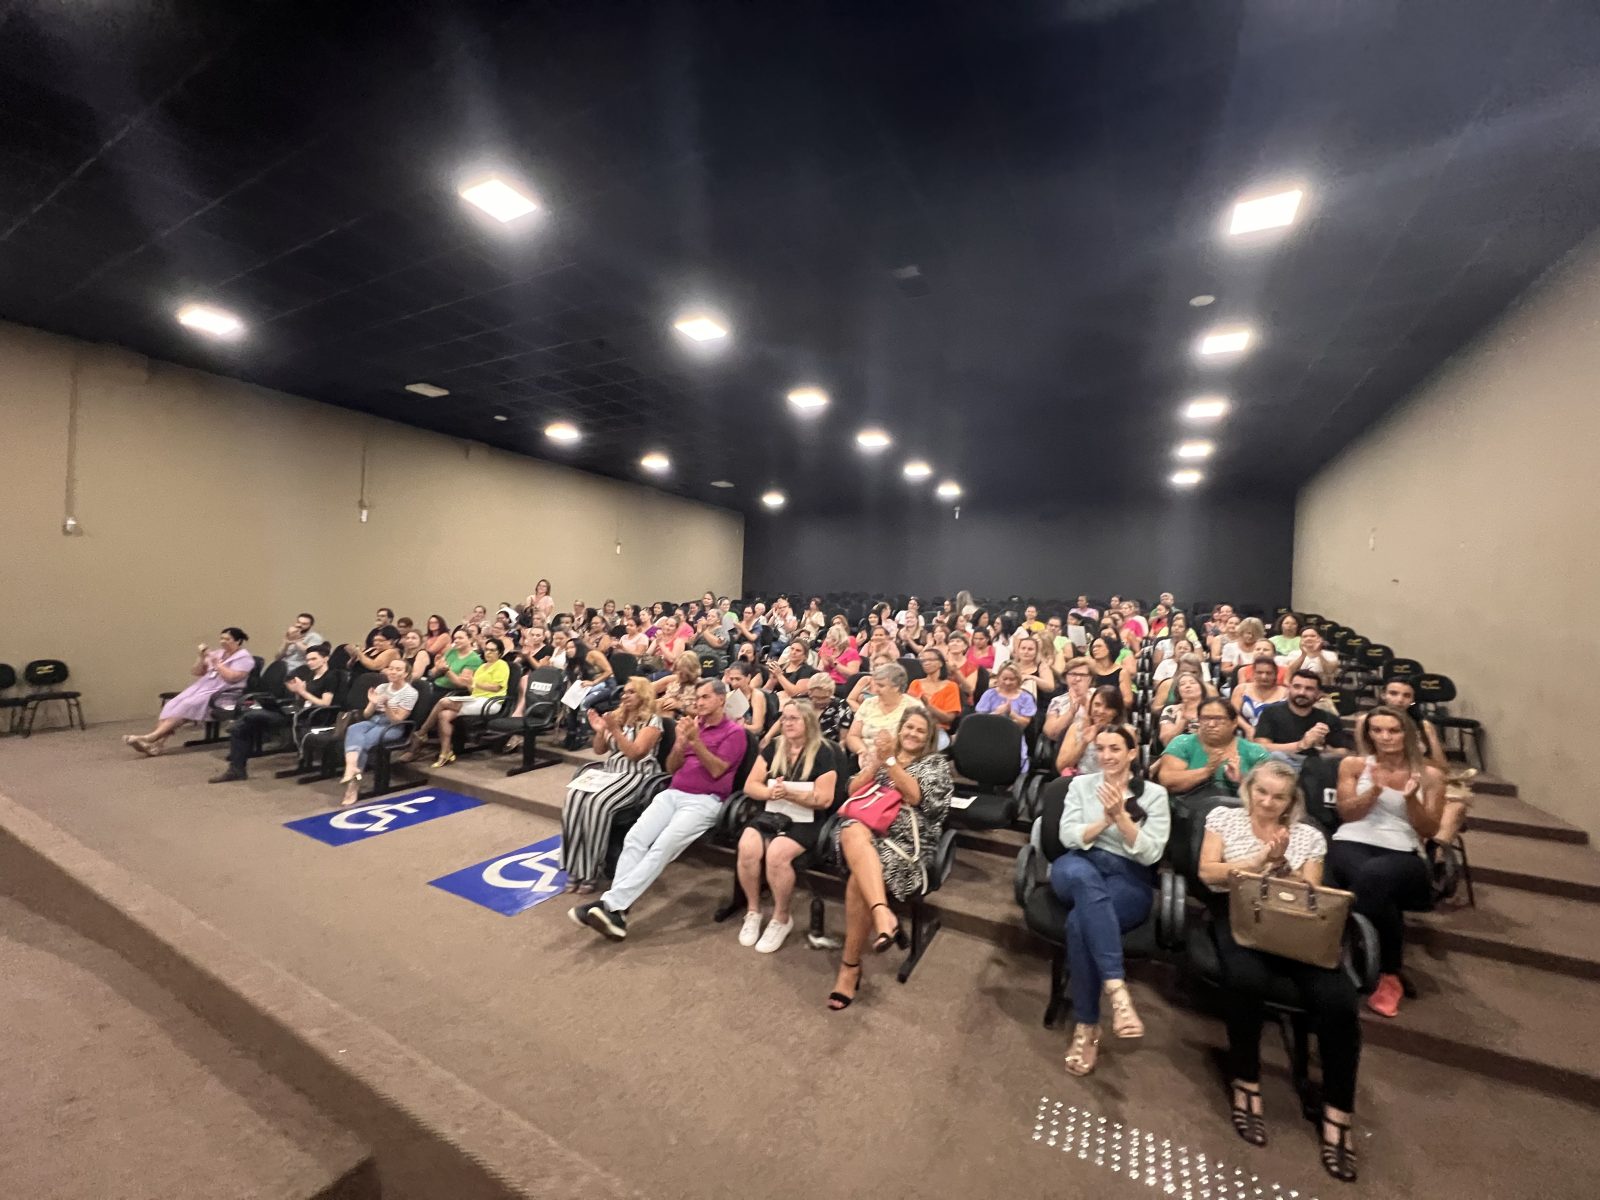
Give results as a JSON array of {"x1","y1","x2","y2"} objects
[
  {"x1": 402, "y1": 630, "x2": 483, "y2": 761},
  {"x1": 430, "y1": 640, "x2": 510, "y2": 768},
  {"x1": 1270, "y1": 613, "x2": 1302, "y2": 658},
  {"x1": 1153, "y1": 697, "x2": 1268, "y2": 795}
]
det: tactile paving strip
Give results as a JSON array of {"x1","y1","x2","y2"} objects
[{"x1": 1029, "y1": 1097, "x2": 1318, "y2": 1200}]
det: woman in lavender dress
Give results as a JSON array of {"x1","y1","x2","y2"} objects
[{"x1": 124, "y1": 628, "x2": 254, "y2": 756}]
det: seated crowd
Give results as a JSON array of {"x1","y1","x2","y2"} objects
[{"x1": 125, "y1": 586, "x2": 1473, "y2": 1186}]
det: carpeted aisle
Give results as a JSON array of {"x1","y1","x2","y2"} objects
[{"x1": 1, "y1": 722, "x2": 1596, "y2": 1199}]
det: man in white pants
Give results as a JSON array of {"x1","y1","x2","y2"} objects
[{"x1": 572, "y1": 679, "x2": 746, "y2": 941}]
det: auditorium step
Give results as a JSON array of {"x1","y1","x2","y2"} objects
[
  {"x1": 0, "y1": 895, "x2": 377, "y2": 1200},
  {"x1": 1465, "y1": 829, "x2": 1600, "y2": 903},
  {"x1": 1468, "y1": 772, "x2": 1518, "y2": 798},
  {"x1": 1361, "y1": 951, "x2": 1600, "y2": 1108},
  {"x1": 1407, "y1": 886, "x2": 1600, "y2": 981},
  {"x1": 1468, "y1": 792, "x2": 1588, "y2": 844}
]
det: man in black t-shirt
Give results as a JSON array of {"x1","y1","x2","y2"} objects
[
  {"x1": 210, "y1": 645, "x2": 339, "y2": 783},
  {"x1": 1252, "y1": 669, "x2": 1353, "y2": 767}
]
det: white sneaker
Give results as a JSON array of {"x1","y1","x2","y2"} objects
[
  {"x1": 738, "y1": 911, "x2": 764, "y2": 947},
  {"x1": 755, "y1": 918, "x2": 793, "y2": 954}
]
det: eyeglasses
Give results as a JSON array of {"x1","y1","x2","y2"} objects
[{"x1": 1198, "y1": 715, "x2": 1233, "y2": 723}]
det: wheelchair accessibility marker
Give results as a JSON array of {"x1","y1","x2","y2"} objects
[
  {"x1": 284, "y1": 788, "x2": 485, "y2": 846},
  {"x1": 429, "y1": 833, "x2": 569, "y2": 916}
]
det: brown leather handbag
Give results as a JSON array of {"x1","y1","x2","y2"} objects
[{"x1": 1228, "y1": 870, "x2": 1354, "y2": 969}]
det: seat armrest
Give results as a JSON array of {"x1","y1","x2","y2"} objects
[
  {"x1": 716, "y1": 792, "x2": 756, "y2": 838},
  {"x1": 929, "y1": 827, "x2": 958, "y2": 893},
  {"x1": 1156, "y1": 867, "x2": 1186, "y2": 951},
  {"x1": 1343, "y1": 912, "x2": 1381, "y2": 993},
  {"x1": 1014, "y1": 843, "x2": 1039, "y2": 909}
]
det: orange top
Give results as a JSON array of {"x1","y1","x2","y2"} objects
[{"x1": 910, "y1": 677, "x2": 960, "y2": 716}]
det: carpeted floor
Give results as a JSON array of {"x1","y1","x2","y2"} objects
[
  {"x1": 0, "y1": 893, "x2": 370, "y2": 1199},
  {"x1": 2, "y1": 722, "x2": 1597, "y2": 1200}
]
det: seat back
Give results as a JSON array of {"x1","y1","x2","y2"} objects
[
  {"x1": 407, "y1": 680, "x2": 438, "y2": 728},
  {"x1": 697, "y1": 646, "x2": 726, "y2": 676},
  {"x1": 951, "y1": 713, "x2": 1024, "y2": 788},
  {"x1": 1169, "y1": 791, "x2": 1241, "y2": 883},
  {"x1": 522, "y1": 666, "x2": 566, "y2": 725},
  {"x1": 1414, "y1": 673, "x2": 1457, "y2": 705},
  {"x1": 608, "y1": 650, "x2": 640, "y2": 679},
  {"x1": 345, "y1": 672, "x2": 382, "y2": 711},
  {"x1": 1037, "y1": 776, "x2": 1073, "y2": 862},
  {"x1": 23, "y1": 659, "x2": 70, "y2": 687},
  {"x1": 730, "y1": 728, "x2": 762, "y2": 792},
  {"x1": 1360, "y1": 643, "x2": 1393, "y2": 673},
  {"x1": 1296, "y1": 753, "x2": 1342, "y2": 835},
  {"x1": 0, "y1": 663, "x2": 16, "y2": 691},
  {"x1": 327, "y1": 644, "x2": 354, "y2": 673},
  {"x1": 258, "y1": 659, "x2": 290, "y2": 699},
  {"x1": 1386, "y1": 657, "x2": 1423, "y2": 681}
]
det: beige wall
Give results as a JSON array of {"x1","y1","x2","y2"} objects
[
  {"x1": 0, "y1": 322, "x2": 743, "y2": 724},
  {"x1": 1294, "y1": 234, "x2": 1600, "y2": 838}
]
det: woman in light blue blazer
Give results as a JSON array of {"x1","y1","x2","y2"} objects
[{"x1": 1051, "y1": 723, "x2": 1170, "y2": 1076}]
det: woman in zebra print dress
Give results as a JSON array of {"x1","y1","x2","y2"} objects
[{"x1": 561, "y1": 676, "x2": 666, "y2": 893}]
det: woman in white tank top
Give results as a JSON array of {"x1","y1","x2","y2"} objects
[{"x1": 1327, "y1": 706, "x2": 1445, "y2": 1021}]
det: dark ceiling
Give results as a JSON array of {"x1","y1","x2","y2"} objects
[{"x1": 3, "y1": 0, "x2": 1598, "y2": 516}]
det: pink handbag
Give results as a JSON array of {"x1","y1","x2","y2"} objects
[{"x1": 840, "y1": 779, "x2": 903, "y2": 835}]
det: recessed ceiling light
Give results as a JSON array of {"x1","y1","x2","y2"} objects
[
  {"x1": 493, "y1": 414, "x2": 508, "y2": 422},
  {"x1": 544, "y1": 421, "x2": 581, "y2": 443},
  {"x1": 935, "y1": 481, "x2": 962, "y2": 500},
  {"x1": 902, "y1": 460, "x2": 932, "y2": 480},
  {"x1": 1229, "y1": 187, "x2": 1304, "y2": 236},
  {"x1": 176, "y1": 303, "x2": 243, "y2": 338},
  {"x1": 710, "y1": 480, "x2": 735, "y2": 488},
  {"x1": 458, "y1": 176, "x2": 540, "y2": 223},
  {"x1": 855, "y1": 428, "x2": 892, "y2": 451},
  {"x1": 786, "y1": 387, "x2": 828, "y2": 412},
  {"x1": 1183, "y1": 396, "x2": 1230, "y2": 422},
  {"x1": 673, "y1": 314, "x2": 728, "y2": 341},
  {"x1": 1189, "y1": 294, "x2": 1215, "y2": 307},
  {"x1": 1175, "y1": 440, "x2": 1215, "y2": 459},
  {"x1": 1197, "y1": 326, "x2": 1253, "y2": 357},
  {"x1": 1171, "y1": 469, "x2": 1204, "y2": 487},
  {"x1": 761, "y1": 490, "x2": 786, "y2": 509},
  {"x1": 640, "y1": 451, "x2": 670, "y2": 473},
  {"x1": 404, "y1": 382, "x2": 449, "y2": 397}
]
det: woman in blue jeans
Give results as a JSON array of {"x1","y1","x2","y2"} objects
[{"x1": 1049, "y1": 724, "x2": 1170, "y2": 1076}]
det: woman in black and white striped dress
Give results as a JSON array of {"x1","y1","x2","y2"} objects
[{"x1": 560, "y1": 676, "x2": 666, "y2": 895}]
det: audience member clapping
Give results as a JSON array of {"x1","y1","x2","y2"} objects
[
  {"x1": 1055, "y1": 686, "x2": 1129, "y2": 777},
  {"x1": 1251, "y1": 671, "x2": 1353, "y2": 767},
  {"x1": 1050, "y1": 726, "x2": 1170, "y2": 1076},
  {"x1": 339, "y1": 658, "x2": 418, "y2": 806},
  {"x1": 560, "y1": 676, "x2": 666, "y2": 896},
  {"x1": 1155, "y1": 696, "x2": 1269, "y2": 795},
  {"x1": 1329, "y1": 705, "x2": 1445, "y2": 1018},
  {"x1": 828, "y1": 708, "x2": 952, "y2": 1009},
  {"x1": 125, "y1": 627, "x2": 254, "y2": 757},
  {"x1": 1196, "y1": 761, "x2": 1360, "y2": 1182},
  {"x1": 1230, "y1": 655, "x2": 1288, "y2": 734},
  {"x1": 976, "y1": 662, "x2": 1037, "y2": 770},
  {"x1": 844, "y1": 664, "x2": 914, "y2": 758},
  {"x1": 735, "y1": 699, "x2": 843, "y2": 953}
]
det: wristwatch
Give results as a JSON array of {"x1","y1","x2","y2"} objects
[{"x1": 885, "y1": 756, "x2": 898, "y2": 767}]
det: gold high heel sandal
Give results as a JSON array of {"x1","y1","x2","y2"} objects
[
  {"x1": 1064, "y1": 1025, "x2": 1100, "y2": 1076},
  {"x1": 1105, "y1": 980, "x2": 1144, "y2": 1039}
]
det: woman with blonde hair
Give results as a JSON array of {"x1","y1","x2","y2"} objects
[
  {"x1": 1330, "y1": 705, "x2": 1444, "y2": 1019},
  {"x1": 1198, "y1": 760, "x2": 1360, "y2": 1183},
  {"x1": 828, "y1": 707, "x2": 953, "y2": 1009},
  {"x1": 653, "y1": 650, "x2": 702, "y2": 716},
  {"x1": 1223, "y1": 618, "x2": 1273, "y2": 682},
  {"x1": 734, "y1": 699, "x2": 843, "y2": 953},
  {"x1": 560, "y1": 677, "x2": 666, "y2": 894}
]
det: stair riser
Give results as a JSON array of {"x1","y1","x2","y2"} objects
[
  {"x1": 1470, "y1": 866, "x2": 1600, "y2": 905},
  {"x1": 1409, "y1": 927, "x2": 1600, "y2": 982},
  {"x1": 1470, "y1": 816, "x2": 1588, "y2": 845},
  {"x1": 1361, "y1": 1024, "x2": 1600, "y2": 1112}
]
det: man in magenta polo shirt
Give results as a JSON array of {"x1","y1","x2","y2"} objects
[{"x1": 573, "y1": 678, "x2": 746, "y2": 941}]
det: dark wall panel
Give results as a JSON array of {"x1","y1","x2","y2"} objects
[{"x1": 741, "y1": 493, "x2": 1294, "y2": 612}]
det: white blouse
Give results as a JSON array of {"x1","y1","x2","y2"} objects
[{"x1": 1203, "y1": 806, "x2": 1327, "y2": 892}]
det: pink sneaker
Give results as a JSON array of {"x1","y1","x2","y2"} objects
[{"x1": 1366, "y1": 973, "x2": 1403, "y2": 1018}]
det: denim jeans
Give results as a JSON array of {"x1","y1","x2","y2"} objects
[{"x1": 1048, "y1": 848, "x2": 1154, "y2": 1024}]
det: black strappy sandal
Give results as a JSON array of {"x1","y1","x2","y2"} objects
[
  {"x1": 1228, "y1": 1082, "x2": 1267, "y2": 1147},
  {"x1": 870, "y1": 903, "x2": 901, "y2": 954},
  {"x1": 828, "y1": 961, "x2": 863, "y2": 1010},
  {"x1": 1319, "y1": 1116, "x2": 1358, "y2": 1183}
]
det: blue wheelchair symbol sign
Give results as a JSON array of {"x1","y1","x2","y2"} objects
[
  {"x1": 429, "y1": 834, "x2": 569, "y2": 915},
  {"x1": 284, "y1": 788, "x2": 484, "y2": 846}
]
